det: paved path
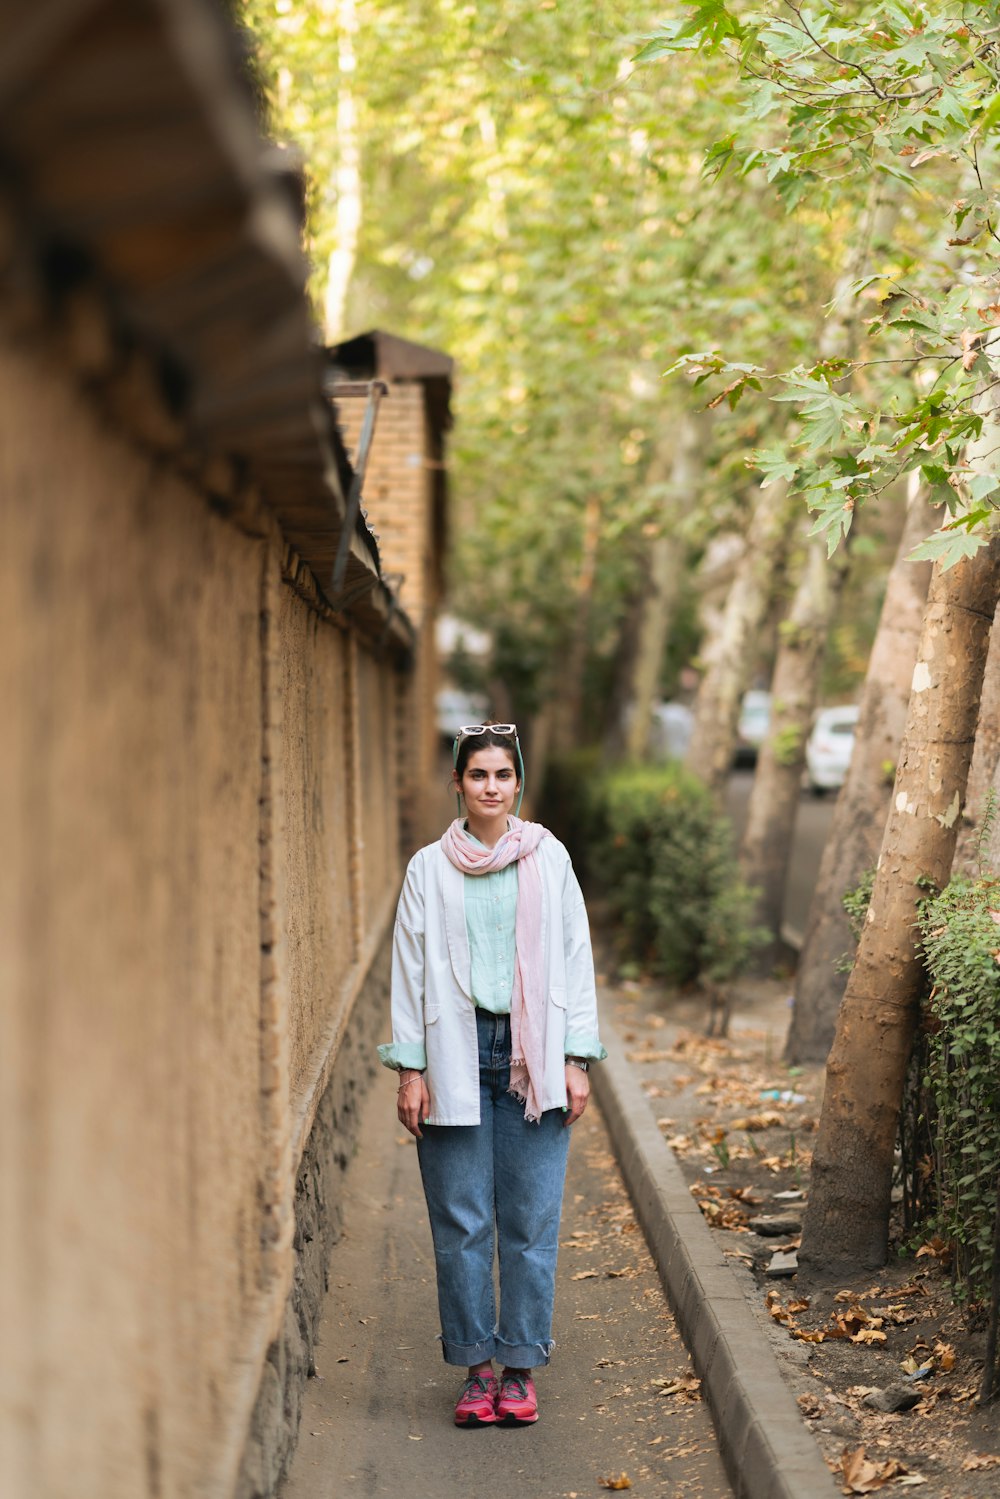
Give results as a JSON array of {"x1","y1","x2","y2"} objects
[{"x1": 281, "y1": 1069, "x2": 731, "y2": 1499}]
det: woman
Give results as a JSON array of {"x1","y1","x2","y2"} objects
[{"x1": 378, "y1": 723, "x2": 606, "y2": 1428}]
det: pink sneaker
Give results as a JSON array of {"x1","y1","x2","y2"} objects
[
  {"x1": 454, "y1": 1370, "x2": 499, "y2": 1426},
  {"x1": 496, "y1": 1371, "x2": 538, "y2": 1425}
]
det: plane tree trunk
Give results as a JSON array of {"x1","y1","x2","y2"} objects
[
  {"x1": 683, "y1": 479, "x2": 793, "y2": 797},
  {"x1": 739, "y1": 534, "x2": 847, "y2": 966},
  {"x1": 952, "y1": 600, "x2": 1000, "y2": 875},
  {"x1": 799, "y1": 533, "x2": 1000, "y2": 1277},
  {"x1": 787, "y1": 480, "x2": 935, "y2": 1063},
  {"x1": 622, "y1": 414, "x2": 705, "y2": 761}
]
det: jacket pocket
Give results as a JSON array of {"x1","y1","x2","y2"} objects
[
  {"x1": 424, "y1": 1003, "x2": 441, "y2": 1024},
  {"x1": 549, "y1": 985, "x2": 567, "y2": 1010}
]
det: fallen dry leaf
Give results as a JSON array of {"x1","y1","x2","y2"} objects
[
  {"x1": 915, "y1": 1236, "x2": 952, "y2": 1265},
  {"x1": 651, "y1": 1375, "x2": 702, "y2": 1400},
  {"x1": 962, "y1": 1454, "x2": 1000, "y2": 1471},
  {"x1": 933, "y1": 1339, "x2": 955, "y2": 1371},
  {"x1": 797, "y1": 1392, "x2": 823, "y2": 1418},
  {"x1": 597, "y1": 1474, "x2": 631, "y2": 1490},
  {"x1": 839, "y1": 1445, "x2": 909, "y2": 1493},
  {"x1": 571, "y1": 1270, "x2": 599, "y2": 1281},
  {"x1": 850, "y1": 1328, "x2": 887, "y2": 1346},
  {"x1": 729, "y1": 1112, "x2": 784, "y2": 1131}
]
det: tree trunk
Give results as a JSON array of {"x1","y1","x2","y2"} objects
[
  {"x1": 622, "y1": 415, "x2": 704, "y2": 761},
  {"x1": 551, "y1": 492, "x2": 601, "y2": 755},
  {"x1": 322, "y1": 0, "x2": 362, "y2": 342},
  {"x1": 739, "y1": 533, "x2": 847, "y2": 965},
  {"x1": 603, "y1": 584, "x2": 644, "y2": 761},
  {"x1": 799, "y1": 534, "x2": 1000, "y2": 1277},
  {"x1": 952, "y1": 598, "x2": 1000, "y2": 875},
  {"x1": 683, "y1": 479, "x2": 793, "y2": 796},
  {"x1": 787, "y1": 480, "x2": 936, "y2": 1063}
]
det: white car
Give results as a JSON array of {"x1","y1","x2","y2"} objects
[
  {"x1": 651, "y1": 701, "x2": 694, "y2": 761},
  {"x1": 734, "y1": 690, "x2": 771, "y2": 767},
  {"x1": 805, "y1": 705, "x2": 860, "y2": 793}
]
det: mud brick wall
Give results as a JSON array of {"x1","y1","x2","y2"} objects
[{"x1": 1, "y1": 330, "x2": 417, "y2": 1499}]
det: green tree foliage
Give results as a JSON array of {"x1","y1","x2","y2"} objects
[
  {"x1": 640, "y1": 2, "x2": 1000, "y2": 569},
  {"x1": 242, "y1": 0, "x2": 840, "y2": 719}
]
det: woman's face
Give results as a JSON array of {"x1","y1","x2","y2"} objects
[{"x1": 455, "y1": 745, "x2": 520, "y2": 827}]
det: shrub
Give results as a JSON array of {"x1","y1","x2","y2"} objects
[
  {"x1": 539, "y1": 747, "x2": 606, "y2": 879},
  {"x1": 917, "y1": 876, "x2": 1000, "y2": 1302},
  {"x1": 589, "y1": 762, "x2": 763, "y2": 985}
]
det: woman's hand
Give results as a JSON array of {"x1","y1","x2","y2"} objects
[
  {"x1": 563, "y1": 1063, "x2": 590, "y2": 1126},
  {"x1": 397, "y1": 1070, "x2": 431, "y2": 1139}
]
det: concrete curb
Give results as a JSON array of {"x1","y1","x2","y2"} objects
[{"x1": 592, "y1": 1010, "x2": 838, "y2": 1499}]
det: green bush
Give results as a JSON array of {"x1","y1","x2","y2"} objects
[
  {"x1": 917, "y1": 876, "x2": 1000, "y2": 1302},
  {"x1": 539, "y1": 747, "x2": 606, "y2": 879},
  {"x1": 589, "y1": 762, "x2": 763, "y2": 985}
]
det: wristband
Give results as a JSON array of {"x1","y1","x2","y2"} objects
[{"x1": 566, "y1": 1057, "x2": 589, "y2": 1073}]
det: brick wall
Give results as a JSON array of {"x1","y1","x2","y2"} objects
[{"x1": 336, "y1": 380, "x2": 443, "y2": 848}]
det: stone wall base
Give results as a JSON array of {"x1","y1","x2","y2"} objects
[{"x1": 235, "y1": 938, "x2": 391, "y2": 1498}]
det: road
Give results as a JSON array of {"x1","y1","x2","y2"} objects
[
  {"x1": 725, "y1": 770, "x2": 836, "y2": 944},
  {"x1": 281, "y1": 1071, "x2": 731, "y2": 1499}
]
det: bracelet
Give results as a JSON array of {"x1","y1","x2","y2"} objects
[
  {"x1": 397, "y1": 1075, "x2": 424, "y2": 1092},
  {"x1": 566, "y1": 1057, "x2": 589, "y2": 1073}
]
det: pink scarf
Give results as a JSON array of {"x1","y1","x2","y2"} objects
[{"x1": 440, "y1": 816, "x2": 551, "y2": 1122}]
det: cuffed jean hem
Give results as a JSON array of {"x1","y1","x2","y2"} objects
[
  {"x1": 439, "y1": 1335, "x2": 556, "y2": 1368},
  {"x1": 439, "y1": 1335, "x2": 497, "y2": 1366}
]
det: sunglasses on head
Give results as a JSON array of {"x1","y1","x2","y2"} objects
[{"x1": 457, "y1": 723, "x2": 517, "y2": 738}]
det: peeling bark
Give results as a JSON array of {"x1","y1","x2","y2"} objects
[
  {"x1": 322, "y1": 0, "x2": 362, "y2": 343},
  {"x1": 683, "y1": 479, "x2": 794, "y2": 796},
  {"x1": 787, "y1": 481, "x2": 936, "y2": 1063},
  {"x1": 739, "y1": 533, "x2": 847, "y2": 965},
  {"x1": 552, "y1": 492, "x2": 602, "y2": 756},
  {"x1": 952, "y1": 598, "x2": 1000, "y2": 875},
  {"x1": 800, "y1": 534, "x2": 1000, "y2": 1276},
  {"x1": 622, "y1": 415, "x2": 705, "y2": 761}
]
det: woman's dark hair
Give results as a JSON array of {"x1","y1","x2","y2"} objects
[{"x1": 454, "y1": 728, "x2": 521, "y2": 779}]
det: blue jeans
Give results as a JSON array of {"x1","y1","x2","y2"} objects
[{"x1": 416, "y1": 1008, "x2": 570, "y2": 1368}]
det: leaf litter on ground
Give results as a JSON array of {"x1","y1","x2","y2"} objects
[{"x1": 609, "y1": 978, "x2": 1000, "y2": 1498}]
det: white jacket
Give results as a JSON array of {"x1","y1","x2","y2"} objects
[{"x1": 378, "y1": 837, "x2": 605, "y2": 1125}]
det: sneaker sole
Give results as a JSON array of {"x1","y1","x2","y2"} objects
[
  {"x1": 497, "y1": 1411, "x2": 538, "y2": 1425},
  {"x1": 454, "y1": 1412, "x2": 498, "y2": 1427}
]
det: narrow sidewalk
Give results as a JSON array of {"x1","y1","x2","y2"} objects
[{"x1": 280, "y1": 1062, "x2": 731, "y2": 1499}]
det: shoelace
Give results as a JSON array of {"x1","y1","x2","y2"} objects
[
  {"x1": 461, "y1": 1374, "x2": 495, "y2": 1400},
  {"x1": 501, "y1": 1375, "x2": 528, "y2": 1400}
]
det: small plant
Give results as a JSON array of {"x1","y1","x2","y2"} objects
[
  {"x1": 973, "y1": 787, "x2": 998, "y2": 879},
  {"x1": 837, "y1": 866, "x2": 876, "y2": 972},
  {"x1": 710, "y1": 1134, "x2": 731, "y2": 1171}
]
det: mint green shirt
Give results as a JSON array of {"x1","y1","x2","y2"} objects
[
  {"x1": 464, "y1": 845, "x2": 518, "y2": 1014},
  {"x1": 379, "y1": 831, "x2": 608, "y2": 1072}
]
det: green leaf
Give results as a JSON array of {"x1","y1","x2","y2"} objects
[{"x1": 907, "y1": 528, "x2": 991, "y2": 569}]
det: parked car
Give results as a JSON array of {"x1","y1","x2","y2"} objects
[
  {"x1": 734, "y1": 690, "x2": 771, "y2": 767},
  {"x1": 434, "y1": 687, "x2": 490, "y2": 746},
  {"x1": 805, "y1": 705, "x2": 860, "y2": 793},
  {"x1": 651, "y1": 701, "x2": 694, "y2": 761}
]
